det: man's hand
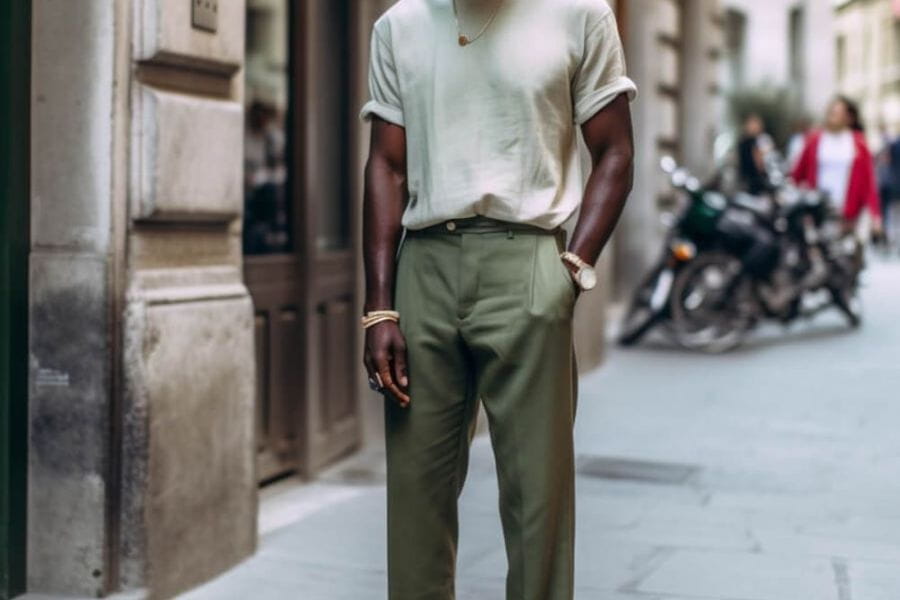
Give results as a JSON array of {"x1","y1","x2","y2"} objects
[
  {"x1": 562, "y1": 259, "x2": 583, "y2": 300},
  {"x1": 364, "y1": 321, "x2": 410, "y2": 407}
]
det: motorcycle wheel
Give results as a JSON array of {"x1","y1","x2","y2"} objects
[
  {"x1": 832, "y1": 285, "x2": 862, "y2": 328},
  {"x1": 619, "y1": 303, "x2": 662, "y2": 346},
  {"x1": 828, "y1": 238, "x2": 863, "y2": 328},
  {"x1": 618, "y1": 266, "x2": 668, "y2": 346},
  {"x1": 669, "y1": 252, "x2": 755, "y2": 353},
  {"x1": 828, "y1": 268, "x2": 862, "y2": 328}
]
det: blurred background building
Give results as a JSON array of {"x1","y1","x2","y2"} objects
[
  {"x1": 721, "y1": 0, "x2": 836, "y2": 117},
  {"x1": 4, "y1": 1, "x2": 898, "y2": 599},
  {"x1": 834, "y1": 0, "x2": 900, "y2": 143}
]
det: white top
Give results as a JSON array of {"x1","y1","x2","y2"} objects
[
  {"x1": 786, "y1": 133, "x2": 806, "y2": 170},
  {"x1": 817, "y1": 130, "x2": 856, "y2": 212},
  {"x1": 360, "y1": 0, "x2": 637, "y2": 230}
]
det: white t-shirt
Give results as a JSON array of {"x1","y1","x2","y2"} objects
[
  {"x1": 786, "y1": 133, "x2": 806, "y2": 170},
  {"x1": 817, "y1": 130, "x2": 856, "y2": 212},
  {"x1": 360, "y1": 0, "x2": 637, "y2": 230}
]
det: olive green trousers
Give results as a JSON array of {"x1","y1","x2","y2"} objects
[{"x1": 387, "y1": 217, "x2": 578, "y2": 600}]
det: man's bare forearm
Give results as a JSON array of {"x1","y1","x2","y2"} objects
[
  {"x1": 568, "y1": 149, "x2": 633, "y2": 264},
  {"x1": 363, "y1": 119, "x2": 408, "y2": 312},
  {"x1": 567, "y1": 94, "x2": 635, "y2": 266}
]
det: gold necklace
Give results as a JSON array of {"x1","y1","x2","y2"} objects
[{"x1": 452, "y1": 0, "x2": 504, "y2": 47}]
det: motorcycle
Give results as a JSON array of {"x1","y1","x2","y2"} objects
[
  {"x1": 617, "y1": 156, "x2": 728, "y2": 346},
  {"x1": 619, "y1": 157, "x2": 864, "y2": 353}
]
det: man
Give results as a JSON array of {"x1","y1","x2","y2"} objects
[{"x1": 360, "y1": 0, "x2": 636, "y2": 598}]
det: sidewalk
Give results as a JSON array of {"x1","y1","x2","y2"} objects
[{"x1": 178, "y1": 260, "x2": 900, "y2": 599}]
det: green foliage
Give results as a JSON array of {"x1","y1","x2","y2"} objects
[{"x1": 728, "y1": 85, "x2": 811, "y2": 150}]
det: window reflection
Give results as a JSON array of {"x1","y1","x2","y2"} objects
[
  {"x1": 315, "y1": 1, "x2": 352, "y2": 251},
  {"x1": 244, "y1": 1, "x2": 292, "y2": 255}
]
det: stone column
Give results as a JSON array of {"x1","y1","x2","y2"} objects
[
  {"x1": 799, "y1": 0, "x2": 836, "y2": 118},
  {"x1": 681, "y1": 0, "x2": 723, "y2": 180},
  {"x1": 613, "y1": 0, "x2": 676, "y2": 296},
  {"x1": 28, "y1": 1, "x2": 256, "y2": 597}
]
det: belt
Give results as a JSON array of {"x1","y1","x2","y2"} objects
[{"x1": 407, "y1": 216, "x2": 561, "y2": 236}]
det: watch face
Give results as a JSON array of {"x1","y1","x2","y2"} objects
[{"x1": 578, "y1": 267, "x2": 598, "y2": 290}]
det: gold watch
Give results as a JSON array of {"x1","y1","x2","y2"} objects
[{"x1": 560, "y1": 251, "x2": 597, "y2": 291}]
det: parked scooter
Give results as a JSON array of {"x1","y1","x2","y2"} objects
[{"x1": 619, "y1": 157, "x2": 864, "y2": 352}]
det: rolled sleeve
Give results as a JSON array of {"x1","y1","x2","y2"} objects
[
  {"x1": 359, "y1": 27, "x2": 405, "y2": 127},
  {"x1": 360, "y1": 99, "x2": 404, "y2": 127},
  {"x1": 572, "y1": 9, "x2": 637, "y2": 125}
]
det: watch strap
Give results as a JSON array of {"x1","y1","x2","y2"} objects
[{"x1": 560, "y1": 251, "x2": 591, "y2": 272}]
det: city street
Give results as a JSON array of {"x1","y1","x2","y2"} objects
[{"x1": 180, "y1": 258, "x2": 900, "y2": 600}]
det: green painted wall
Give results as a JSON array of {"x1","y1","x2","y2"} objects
[{"x1": 0, "y1": 0, "x2": 30, "y2": 597}]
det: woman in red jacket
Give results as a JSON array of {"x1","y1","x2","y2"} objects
[{"x1": 792, "y1": 96, "x2": 883, "y2": 235}]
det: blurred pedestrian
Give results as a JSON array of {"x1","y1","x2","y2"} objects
[
  {"x1": 360, "y1": 1, "x2": 636, "y2": 599},
  {"x1": 737, "y1": 113, "x2": 773, "y2": 195},
  {"x1": 876, "y1": 124, "x2": 892, "y2": 198},
  {"x1": 792, "y1": 96, "x2": 883, "y2": 236},
  {"x1": 875, "y1": 123, "x2": 900, "y2": 245},
  {"x1": 879, "y1": 130, "x2": 900, "y2": 247}
]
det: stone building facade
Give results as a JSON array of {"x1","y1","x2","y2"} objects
[
  {"x1": 5, "y1": 1, "x2": 629, "y2": 598},
  {"x1": 721, "y1": 0, "x2": 837, "y2": 118},
  {"x1": 834, "y1": 0, "x2": 900, "y2": 143}
]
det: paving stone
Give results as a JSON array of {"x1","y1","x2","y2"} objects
[
  {"x1": 846, "y1": 559, "x2": 900, "y2": 600},
  {"x1": 751, "y1": 525, "x2": 900, "y2": 564},
  {"x1": 635, "y1": 550, "x2": 839, "y2": 600},
  {"x1": 256, "y1": 489, "x2": 386, "y2": 573}
]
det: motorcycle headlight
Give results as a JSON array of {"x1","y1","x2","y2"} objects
[{"x1": 671, "y1": 239, "x2": 697, "y2": 262}]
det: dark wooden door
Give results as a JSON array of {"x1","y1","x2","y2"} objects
[
  {"x1": 299, "y1": 0, "x2": 361, "y2": 473},
  {"x1": 0, "y1": 0, "x2": 30, "y2": 594},
  {"x1": 244, "y1": 0, "x2": 360, "y2": 483}
]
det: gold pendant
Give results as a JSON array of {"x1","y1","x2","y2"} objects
[{"x1": 458, "y1": 34, "x2": 469, "y2": 46}]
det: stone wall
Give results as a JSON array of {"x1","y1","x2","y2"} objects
[
  {"x1": 29, "y1": 1, "x2": 117, "y2": 594},
  {"x1": 28, "y1": 0, "x2": 256, "y2": 597}
]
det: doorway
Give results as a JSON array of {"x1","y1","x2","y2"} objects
[{"x1": 244, "y1": 0, "x2": 361, "y2": 484}]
